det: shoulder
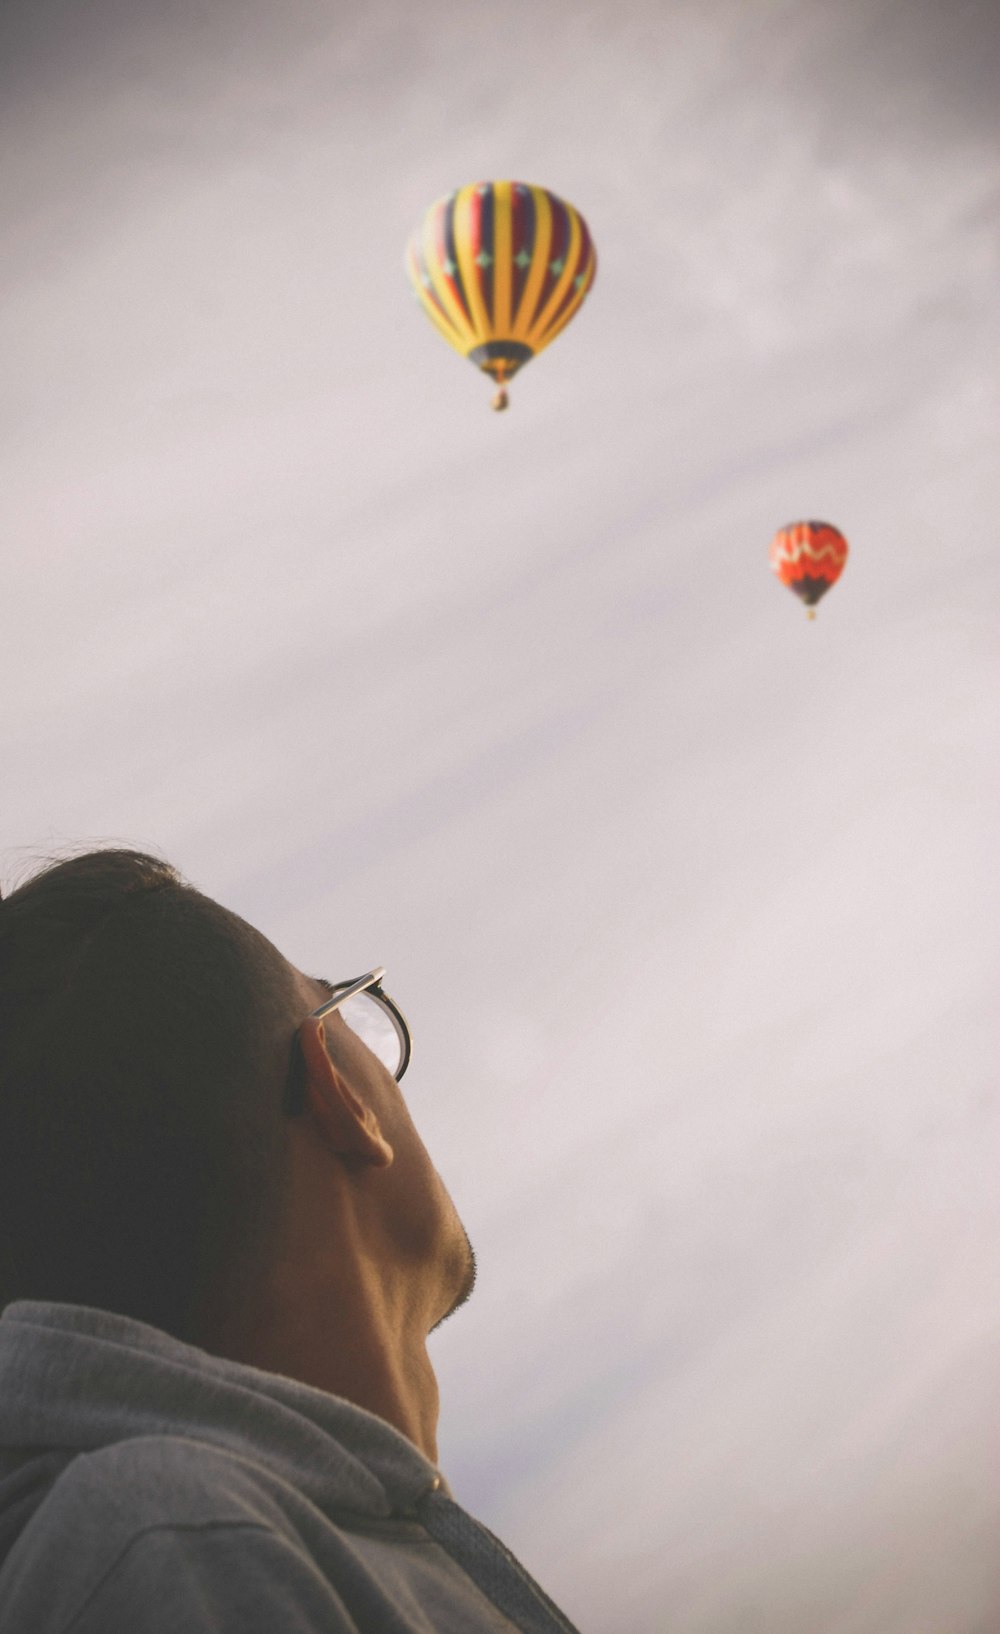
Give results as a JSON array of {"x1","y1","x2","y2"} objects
[
  {"x1": 0, "y1": 1438, "x2": 341, "y2": 1634},
  {"x1": 34, "y1": 1435, "x2": 293, "y2": 1539}
]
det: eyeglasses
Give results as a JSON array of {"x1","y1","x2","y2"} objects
[{"x1": 284, "y1": 967, "x2": 411, "y2": 1116}]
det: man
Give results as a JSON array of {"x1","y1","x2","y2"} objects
[{"x1": 0, "y1": 848, "x2": 580, "y2": 1633}]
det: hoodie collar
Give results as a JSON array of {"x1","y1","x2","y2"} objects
[{"x1": 0, "y1": 1301, "x2": 446, "y2": 1521}]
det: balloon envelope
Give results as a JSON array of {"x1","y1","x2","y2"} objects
[
  {"x1": 405, "y1": 181, "x2": 597, "y2": 402},
  {"x1": 769, "y1": 520, "x2": 848, "y2": 611}
]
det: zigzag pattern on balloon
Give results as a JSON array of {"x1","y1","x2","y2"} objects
[
  {"x1": 770, "y1": 538, "x2": 846, "y2": 569},
  {"x1": 769, "y1": 523, "x2": 846, "y2": 563}
]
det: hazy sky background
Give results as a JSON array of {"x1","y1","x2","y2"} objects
[{"x1": 3, "y1": 1, "x2": 999, "y2": 1629}]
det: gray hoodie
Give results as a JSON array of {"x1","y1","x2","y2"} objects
[{"x1": 0, "y1": 1302, "x2": 581, "y2": 1633}]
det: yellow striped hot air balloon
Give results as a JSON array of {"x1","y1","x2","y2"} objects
[{"x1": 405, "y1": 180, "x2": 597, "y2": 410}]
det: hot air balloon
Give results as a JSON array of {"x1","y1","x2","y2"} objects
[
  {"x1": 405, "y1": 180, "x2": 597, "y2": 410},
  {"x1": 769, "y1": 521, "x2": 848, "y2": 618}
]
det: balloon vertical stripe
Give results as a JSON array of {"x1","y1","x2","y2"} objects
[
  {"x1": 527, "y1": 205, "x2": 580, "y2": 349},
  {"x1": 511, "y1": 186, "x2": 553, "y2": 340},
  {"x1": 509, "y1": 184, "x2": 536, "y2": 318},
  {"x1": 441, "y1": 197, "x2": 476, "y2": 334},
  {"x1": 492, "y1": 180, "x2": 513, "y2": 334},
  {"x1": 452, "y1": 187, "x2": 490, "y2": 342},
  {"x1": 529, "y1": 192, "x2": 570, "y2": 330},
  {"x1": 407, "y1": 221, "x2": 465, "y2": 348},
  {"x1": 419, "y1": 200, "x2": 475, "y2": 345},
  {"x1": 477, "y1": 184, "x2": 496, "y2": 316},
  {"x1": 407, "y1": 242, "x2": 464, "y2": 349},
  {"x1": 536, "y1": 212, "x2": 595, "y2": 345}
]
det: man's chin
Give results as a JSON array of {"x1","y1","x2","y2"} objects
[{"x1": 431, "y1": 1233, "x2": 477, "y2": 1333}]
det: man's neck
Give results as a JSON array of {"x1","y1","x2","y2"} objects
[{"x1": 195, "y1": 1276, "x2": 442, "y2": 1463}]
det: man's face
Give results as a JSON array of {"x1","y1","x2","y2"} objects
[{"x1": 293, "y1": 967, "x2": 476, "y2": 1331}]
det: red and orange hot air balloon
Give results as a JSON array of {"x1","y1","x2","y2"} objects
[
  {"x1": 405, "y1": 180, "x2": 597, "y2": 410},
  {"x1": 768, "y1": 520, "x2": 848, "y2": 618}
]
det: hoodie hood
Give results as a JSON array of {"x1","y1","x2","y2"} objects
[{"x1": 0, "y1": 1300, "x2": 446, "y2": 1572}]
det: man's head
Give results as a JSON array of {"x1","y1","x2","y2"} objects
[{"x1": 0, "y1": 848, "x2": 474, "y2": 1358}]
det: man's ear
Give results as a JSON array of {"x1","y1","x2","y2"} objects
[{"x1": 297, "y1": 1017, "x2": 393, "y2": 1170}]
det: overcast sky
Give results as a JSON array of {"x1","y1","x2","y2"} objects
[{"x1": 3, "y1": 1, "x2": 1000, "y2": 1629}]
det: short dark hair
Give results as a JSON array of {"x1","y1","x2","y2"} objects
[{"x1": 0, "y1": 848, "x2": 301, "y2": 1342}]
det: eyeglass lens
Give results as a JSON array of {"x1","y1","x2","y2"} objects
[{"x1": 337, "y1": 991, "x2": 404, "y2": 1078}]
